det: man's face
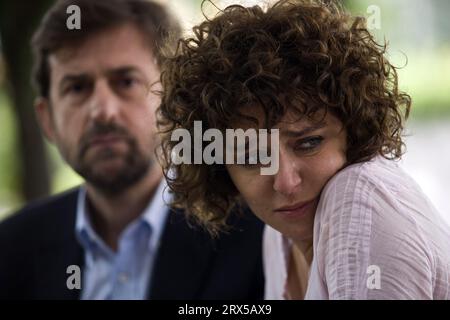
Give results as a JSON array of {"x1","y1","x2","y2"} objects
[{"x1": 38, "y1": 24, "x2": 161, "y2": 194}]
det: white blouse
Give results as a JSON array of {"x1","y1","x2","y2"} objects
[{"x1": 264, "y1": 156, "x2": 450, "y2": 299}]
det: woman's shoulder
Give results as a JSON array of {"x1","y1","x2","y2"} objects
[
  {"x1": 315, "y1": 156, "x2": 428, "y2": 236},
  {"x1": 319, "y1": 156, "x2": 417, "y2": 208},
  {"x1": 315, "y1": 155, "x2": 448, "y2": 254},
  {"x1": 325, "y1": 156, "x2": 400, "y2": 190},
  {"x1": 319, "y1": 156, "x2": 390, "y2": 208}
]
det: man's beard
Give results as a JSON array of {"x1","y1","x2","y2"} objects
[{"x1": 73, "y1": 122, "x2": 151, "y2": 195}]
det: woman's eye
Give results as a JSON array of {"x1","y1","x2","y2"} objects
[
  {"x1": 246, "y1": 153, "x2": 258, "y2": 164},
  {"x1": 294, "y1": 136, "x2": 323, "y2": 151},
  {"x1": 240, "y1": 151, "x2": 272, "y2": 169},
  {"x1": 238, "y1": 155, "x2": 259, "y2": 169}
]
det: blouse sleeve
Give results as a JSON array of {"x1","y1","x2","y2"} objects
[{"x1": 315, "y1": 167, "x2": 435, "y2": 299}]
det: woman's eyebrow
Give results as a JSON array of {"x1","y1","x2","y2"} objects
[{"x1": 281, "y1": 123, "x2": 326, "y2": 138}]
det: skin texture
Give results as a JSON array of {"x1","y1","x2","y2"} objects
[
  {"x1": 226, "y1": 107, "x2": 347, "y2": 261},
  {"x1": 34, "y1": 24, "x2": 163, "y2": 250}
]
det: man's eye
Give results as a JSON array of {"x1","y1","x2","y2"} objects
[
  {"x1": 121, "y1": 78, "x2": 134, "y2": 87},
  {"x1": 117, "y1": 77, "x2": 138, "y2": 88},
  {"x1": 294, "y1": 136, "x2": 323, "y2": 151},
  {"x1": 67, "y1": 82, "x2": 87, "y2": 94}
]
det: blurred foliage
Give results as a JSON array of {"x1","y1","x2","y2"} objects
[
  {"x1": 345, "y1": 0, "x2": 450, "y2": 118},
  {"x1": 0, "y1": 0, "x2": 54, "y2": 218},
  {"x1": 398, "y1": 49, "x2": 450, "y2": 119},
  {"x1": 0, "y1": 86, "x2": 83, "y2": 220},
  {"x1": 0, "y1": 89, "x2": 22, "y2": 219}
]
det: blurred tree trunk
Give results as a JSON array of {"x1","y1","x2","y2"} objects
[{"x1": 0, "y1": 0, "x2": 54, "y2": 201}]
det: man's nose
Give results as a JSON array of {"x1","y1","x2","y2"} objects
[
  {"x1": 88, "y1": 80, "x2": 120, "y2": 123},
  {"x1": 273, "y1": 153, "x2": 302, "y2": 196}
]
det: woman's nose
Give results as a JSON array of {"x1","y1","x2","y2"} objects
[{"x1": 273, "y1": 153, "x2": 302, "y2": 196}]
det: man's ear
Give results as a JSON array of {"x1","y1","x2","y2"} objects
[{"x1": 34, "y1": 97, "x2": 56, "y2": 143}]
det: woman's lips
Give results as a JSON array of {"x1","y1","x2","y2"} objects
[{"x1": 274, "y1": 200, "x2": 315, "y2": 219}]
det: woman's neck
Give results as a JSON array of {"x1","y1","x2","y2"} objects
[{"x1": 292, "y1": 237, "x2": 314, "y2": 267}]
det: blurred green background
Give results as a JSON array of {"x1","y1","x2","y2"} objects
[{"x1": 0, "y1": 0, "x2": 449, "y2": 221}]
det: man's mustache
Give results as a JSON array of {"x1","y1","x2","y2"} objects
[{"x1": 78, "y1": 123, "x2": 133, "y2": 158}]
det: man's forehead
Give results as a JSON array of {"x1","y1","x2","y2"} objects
[
  {"x1": 48, "y1": 24, "x2": 156, "y2": 76},
  {"x1": 48, "y1": 50, "x2": 147, "y2": 76}
]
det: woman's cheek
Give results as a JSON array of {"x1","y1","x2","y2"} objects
[{"x1": 241, "y1": 178, "x2": 263, "y2": 202}]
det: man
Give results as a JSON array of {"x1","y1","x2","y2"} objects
[{"x1": 0, "y1": 0, "x2": 264, "y2": 300}]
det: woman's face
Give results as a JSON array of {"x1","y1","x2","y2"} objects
[{"x1": 226, "y1": 108, "x2": 347, "y2": 243}]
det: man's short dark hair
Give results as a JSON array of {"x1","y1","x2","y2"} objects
[{"x1": 31, "y1": 0, "x2": 181, "y2": 98}]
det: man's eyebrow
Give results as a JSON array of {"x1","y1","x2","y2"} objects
[
  {"x1": 282, "y1": 122, "x2": 326, "y2": 138},
  {"x1": 106, "y1": 66, "x2": 143, "y2": 76},
  {"x1": 58, "y1": 67, "x2": 145, "y2": 90}
]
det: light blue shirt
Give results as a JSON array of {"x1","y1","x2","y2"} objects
[{"x1": 75, "y1": 181, "x2": 170, "y2": 300}]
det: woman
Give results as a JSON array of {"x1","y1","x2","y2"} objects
[{"x1": 158, "y1": 0, "x2": 450, "y2": 299}]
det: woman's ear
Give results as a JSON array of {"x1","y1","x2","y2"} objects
[{"x1": 34, "y1": 97, "x2": 56, "y2": 143}]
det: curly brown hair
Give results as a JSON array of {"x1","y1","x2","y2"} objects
[{"x1": 157, "y1": 0, "x2": 411, "y2": 234}]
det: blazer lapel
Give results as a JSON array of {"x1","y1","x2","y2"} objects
[
  {"x1": 148, "y1": 209, "x2": 216, "y2": 299},
  {"x1": 33, "y1": 189, "x2": 84, "y2": 300}
]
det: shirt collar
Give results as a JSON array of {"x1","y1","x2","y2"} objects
[
  {"x1": 140, "y1": 179, "x2": 171, "y2": 252},
  {"x1": 75, "y1": 180, "x2": 171, "y2": 261},
  {"x1": 75, "y1": 187, "x2": 103, "y2": 252}
]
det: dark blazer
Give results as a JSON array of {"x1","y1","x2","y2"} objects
[{"x1": 0, "y1": 188, "x2": 265, "y2": 300}]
